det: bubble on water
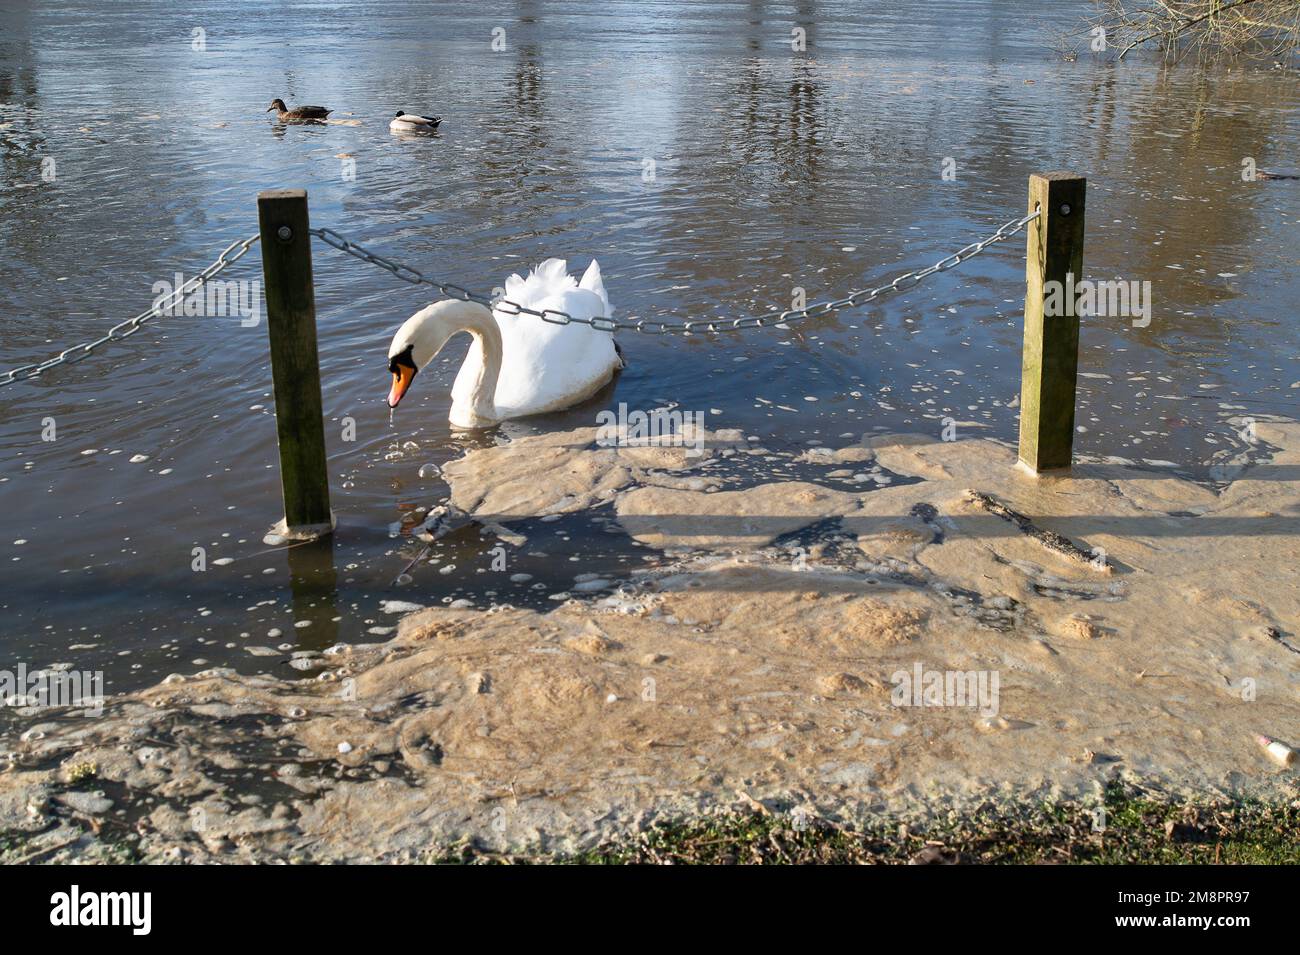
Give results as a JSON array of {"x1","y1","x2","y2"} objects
[
  {"x1": 394, "y1": 573, "x2": 413, "y2": 586},
  {"x1": 418, "y1": 463, "x2": 440, "y2": 479},
  {"x1": 212, "y1": 557, "x2": 234, "y2": 566},
  {"x1": 128, "y1": 454, "x2": 150, "y2": 463}
]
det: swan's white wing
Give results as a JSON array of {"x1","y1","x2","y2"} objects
[
  {"x1": 490, "y1": 284, "x2": 619, "y2": 418},
  {"x1": 449, "y1": 258, "x2": 620, "y2": 422},
  {"x1": 577, "y1": 259, "x2": 613, "y2": 317},
  {"x1": 531, "y1": 258, "x2": 572, "y2": 297}
]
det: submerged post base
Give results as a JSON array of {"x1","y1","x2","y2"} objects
[
  {"x1": 265, "y1": 512, "x2": 336, "y2": 543},
  {"x1": 1014, "y1": 459, "x2": 1073, "y2": 479}
]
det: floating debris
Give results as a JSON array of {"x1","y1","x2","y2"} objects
[
  {"x1": 965, "y1": 489, "x2": 1109, "y2": 571},
  {"x1": 381, "y1": 600, "x2": 425, "y2": 614},
  {"x1": 1257, "y1": 734, "x2": 1295, "y2": 767}
]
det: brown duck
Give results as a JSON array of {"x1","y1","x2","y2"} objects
[{"x1": 267, "y1": 98, "x2": 331, "y2": 122}]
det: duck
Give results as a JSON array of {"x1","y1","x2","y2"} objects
[
  {"x1": 266, "y1": 98, "x2": 331, "y2": 122},
  {"x1": 386, "y1": 259, "x2": 623, "y2": 429},
  {"x1": 389, "y1": 111, "x2": 441, "y2": 132}
]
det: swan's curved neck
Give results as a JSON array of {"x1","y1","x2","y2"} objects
[{"x1": 446, "y1": 302, "x2": 502, "y2": 426}]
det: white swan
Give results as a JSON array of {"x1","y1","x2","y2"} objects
[
  {"x1": 389, "y1": 111, "x2": 440, "y2": 132},
  {"x1": 386, "y1": 258, "x2": 623, "y2": 429}
]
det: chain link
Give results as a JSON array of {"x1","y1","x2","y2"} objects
[
  {"x1": 310, "y1": 208, "x2": 1040, "y2": 335},
  {"x1": 0, "y1": 208, "x2": 1041, "y2": 389},
  {"x1": 0, "y1": 234, "x2": 261, "y2": 388}
]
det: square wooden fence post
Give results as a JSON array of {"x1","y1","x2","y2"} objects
[
  {"x1": 257, "y1": 188, "x2": 333, "y2": 537},
  {"x1": 1018, "y1": 171, "x2": 1087, "y2": 473}
]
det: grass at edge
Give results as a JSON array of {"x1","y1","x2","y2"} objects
[
  {"x1": 433, "y1": 783, "x2": 1300, "y2": 865},
  {"x1": 4, "y1": 782, "x2": 1297, "y2": 864}
]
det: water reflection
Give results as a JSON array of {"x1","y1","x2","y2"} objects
[{"x1": 286, "y1": 537, "x2": 340, "y2": 651}]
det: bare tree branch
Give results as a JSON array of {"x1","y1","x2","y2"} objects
[
  {"x1": 1116, "y1": 0, "x2": 1273, "y2": 58},
  {"x1": 1078, "y1": 0, "x2": 1300, "y2": 61}
]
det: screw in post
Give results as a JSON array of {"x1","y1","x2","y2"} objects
[
  {"x1": 277, "y1": 225, "x2": 293, "y2": 242},
  {"x1": 1059, "y1": 203, "x2": 1071, "y2": 215}
]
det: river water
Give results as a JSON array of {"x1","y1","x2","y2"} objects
[{"x1": 1, "y1": 1, "x2": 1298, "y2": 696}]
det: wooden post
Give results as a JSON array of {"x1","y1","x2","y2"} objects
[
  {"x1": 257, "y1": 189, "x2": 333, "y2": 537},
  {"x1": 1018, "y1": 171, "x2": 1086, "y2": 473}
]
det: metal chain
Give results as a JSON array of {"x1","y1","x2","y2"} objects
[
  {"x1": 0, "y1": 234, "x2": 261, "y2": 388},
  {"x1": 0, "y1": 208, "x2": 1040, "y2": 389},
  {"x1": 311, "y1": 208, "x2": 1041, "y2": 335}
]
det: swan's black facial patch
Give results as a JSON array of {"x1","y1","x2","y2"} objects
[{"x1": 389, "y1": 345, "x2": 416, "y2": 375}]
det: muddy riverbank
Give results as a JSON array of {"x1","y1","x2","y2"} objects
[{"x1": 3, "y1": 422, "x2": 1298, "y2": 863}]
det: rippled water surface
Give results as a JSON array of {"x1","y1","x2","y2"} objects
[{"x1": 2, "y1": 1, "x2": 1298, "y2": 693}]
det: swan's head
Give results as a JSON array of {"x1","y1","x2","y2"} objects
[
  {"x1": 267, "y1": 98, "x2": 287, "y2": 113},
  {"x1": 386, "y1": 299, "x2": 493, "y2": 409}
]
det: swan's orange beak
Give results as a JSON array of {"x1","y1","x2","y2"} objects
[{"x1": 388, "y1": 365, "x2": 415, "y2": 408}]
